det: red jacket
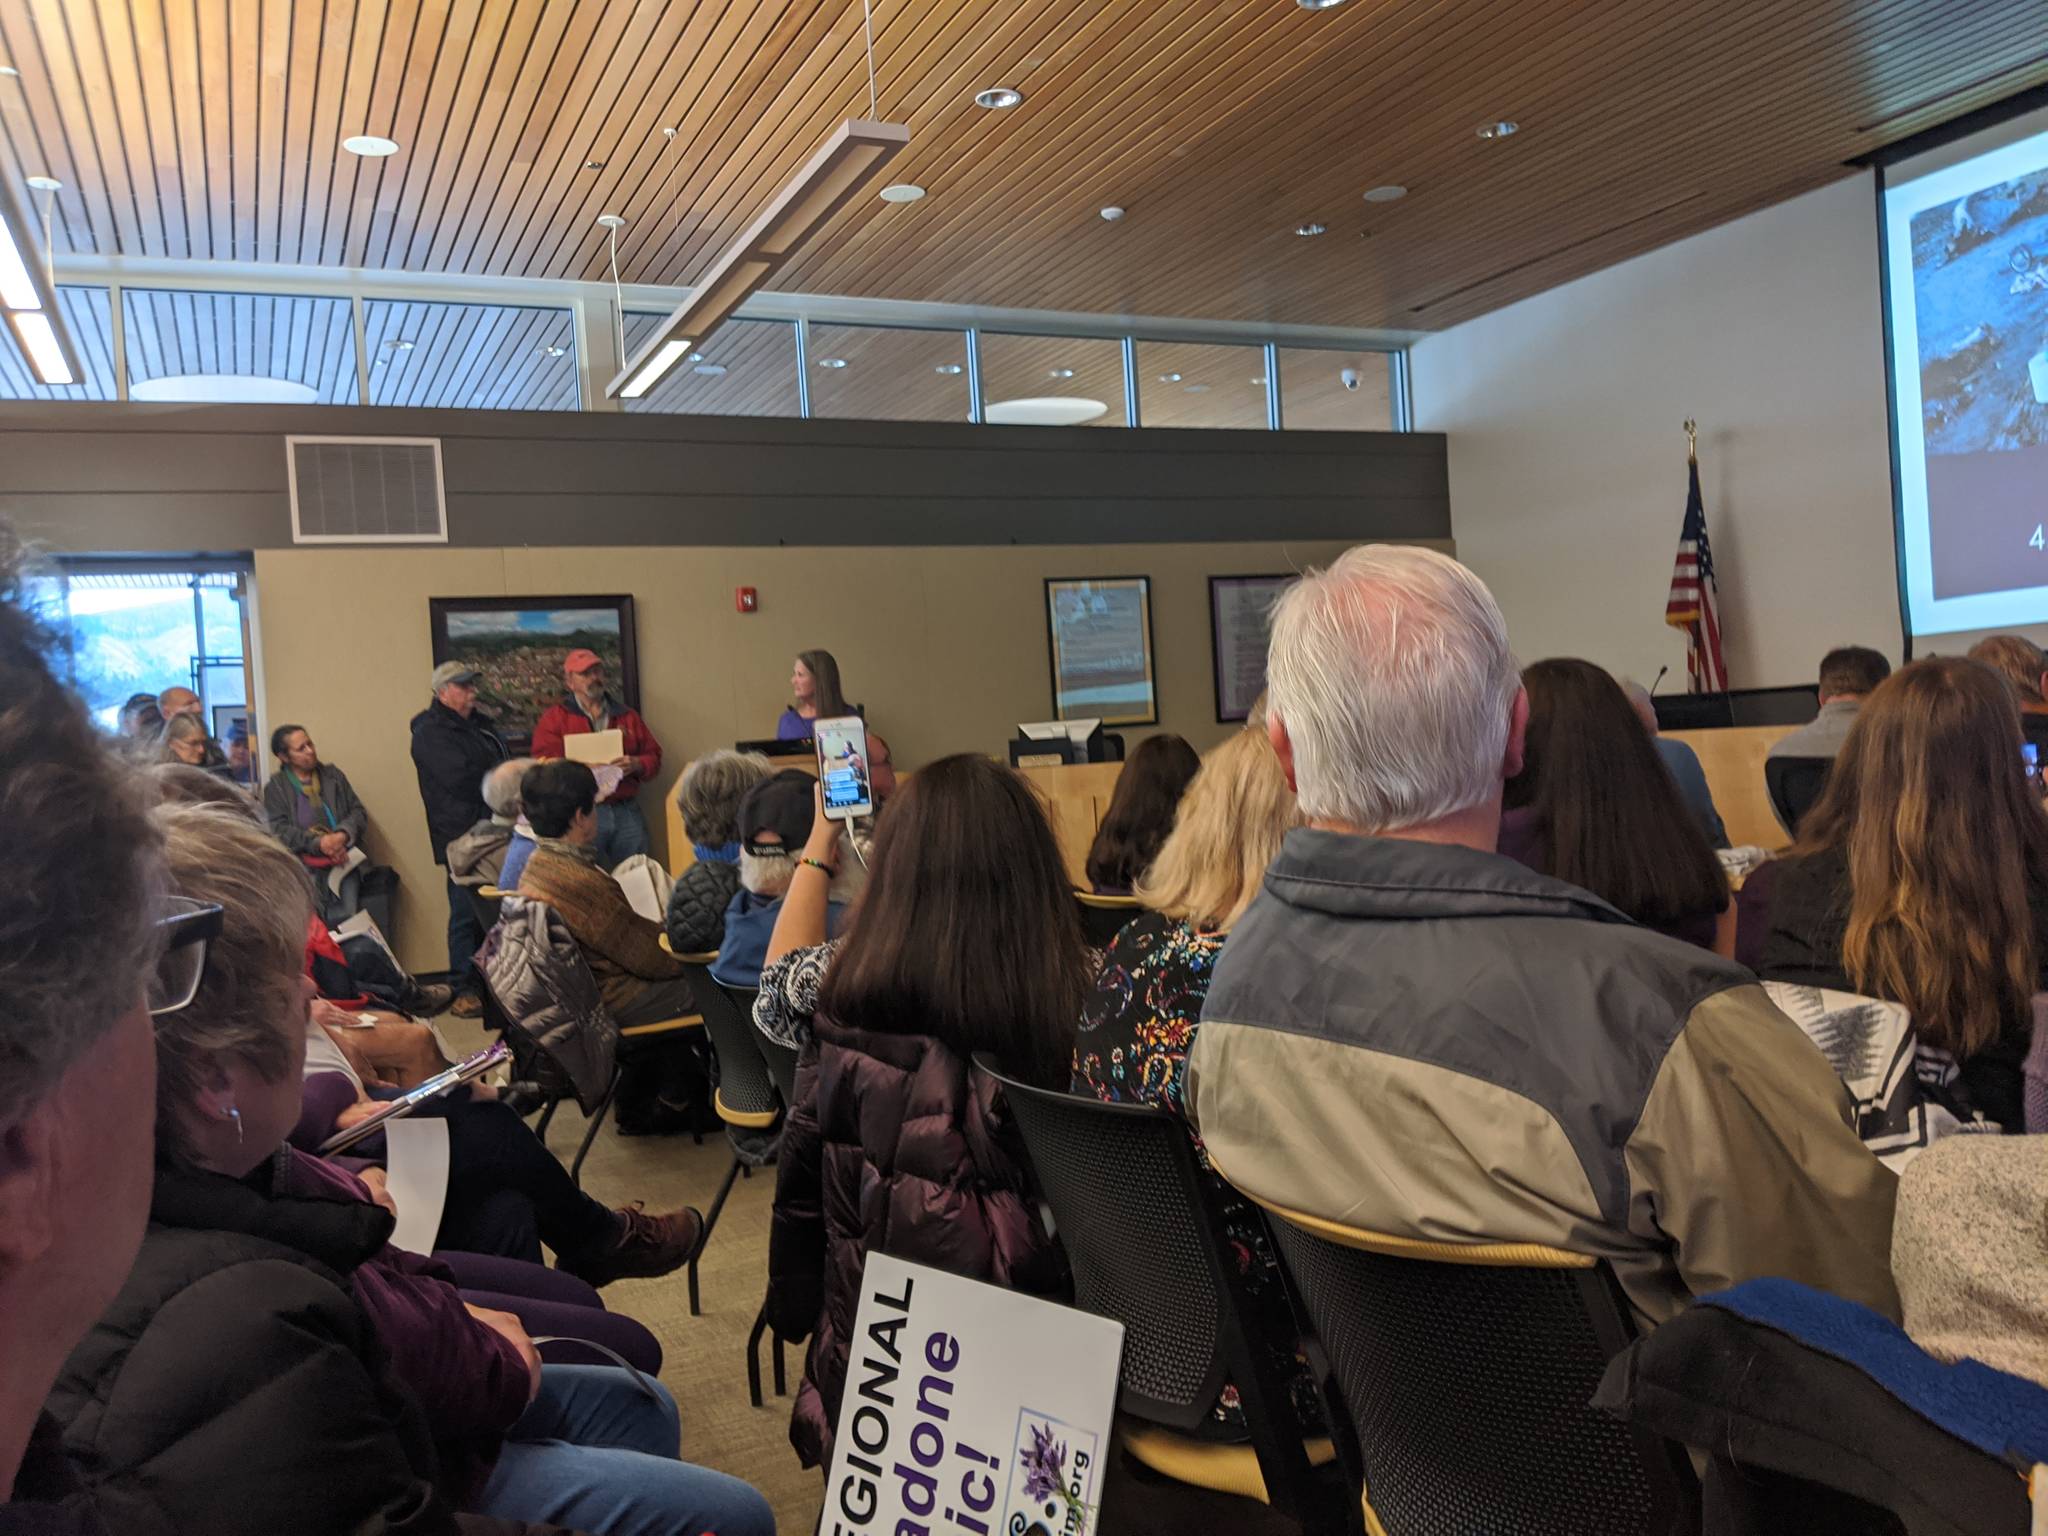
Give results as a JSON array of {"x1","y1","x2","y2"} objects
[{"x1": 530, "y1": 696, "x2": 661, "y2": 802}]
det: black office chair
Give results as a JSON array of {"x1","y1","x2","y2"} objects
[
  {"x1": 1252, "y1": 1198, "x2": 1698, "y2": 1536},
  {"x1": 673, "y1": 957, "x2": 775, "y2": 1321},
  {"x1": 1073, "y1": 890, "x2": 1142, "y2": 948},
  {"x1": 1765, "y1": 755, "x2": 1832, "y2": 837},
  {"x1": 975, "y1": 1056, "x2": 1348, "y2": 1533}
]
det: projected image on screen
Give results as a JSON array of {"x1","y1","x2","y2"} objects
[{"x1": 1885, "y1": 121, "x2": 2048, "y2": 636}]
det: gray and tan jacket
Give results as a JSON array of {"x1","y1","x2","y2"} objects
[{"x1": 1185, "y1": 829, "x2": 1902, "y2": 1330}]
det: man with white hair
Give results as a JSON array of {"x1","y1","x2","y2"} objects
[
  {"x1": 446, "y1": 756, "x2": 537, "y2": 892},
  {"x1": 1185, "y1": 545, "x2": 1899, "y2": 1330}
]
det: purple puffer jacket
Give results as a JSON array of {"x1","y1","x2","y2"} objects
[{"x1": 766, "y1": 1015, "x2": 1066, "y2": 1469}]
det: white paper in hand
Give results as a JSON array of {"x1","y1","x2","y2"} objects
[
  {"x1": 328, "y1": 844, "x2": 369, "y2": 896},
  {"x1": 563, "y1": 729, "x2": 624, "y2": 765},
  {"x1": 822, "y1": 1253, "x2": 1123, "y2": 1536},
  {"x1": 382, "y1": 1118, "x2": 450, "y2": 1256}
]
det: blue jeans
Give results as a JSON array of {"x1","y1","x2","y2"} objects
[
  {"x1": 593, "y1": 799, "x2": 652, "y2": 871},
  {"x1": 446, "y1": 873, "x2": 484, "y2": 989},
  {"x1": 474, "y1": 1365, "x2": 774, "y2": 1536}
]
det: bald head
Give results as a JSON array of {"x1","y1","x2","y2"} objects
[
  {"x1": 158, "y1": 686, "x2": 201, "y2": 719},
  {"x1": 1265, "y1": 545, "x2": 1523, "y2": 833}
]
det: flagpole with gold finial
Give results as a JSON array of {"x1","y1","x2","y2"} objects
[{"x1": 1684, "y1": 419, "x2": 1698, "y2": 464}]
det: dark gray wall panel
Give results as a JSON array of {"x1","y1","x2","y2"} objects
[{"x1": 0, "y1": 401, "x2": 1448, "y2": 553}]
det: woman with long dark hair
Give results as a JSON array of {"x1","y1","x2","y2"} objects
[
  {"x1": 1500, "y1": 658, "x2": 1733, "y2": 954},
  {"x1": 1084, "y1": 731, "x2": 1200, "y2": 894},
  {"x1": 1755, "y1": 656, "x2": 2048, "y2": 1130},
  {"x1": 775, "y1": 648, "x2": 849, "y2": 740},
  {"x1": 762, "y1": 755, "x2": 1087, "y2": 1466}
]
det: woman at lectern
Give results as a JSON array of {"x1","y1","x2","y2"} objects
[{"x1": 775, "y1": 648, "x2": 851, "y2": 740}]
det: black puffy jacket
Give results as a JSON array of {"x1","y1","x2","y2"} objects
[
  {"x1": 44, "y1": 1161, "x2": 576, "y2": 1536},
  {"x1": 410, "y1": 701, "x2": 508, "y2": 865},
  {"x1": 664, "y1": 859, "x2": 742, "y2": 955}
]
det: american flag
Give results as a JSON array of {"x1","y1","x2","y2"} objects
[{"x1": 1665, "y1": 457, "x2": 1728, "y2": 692}]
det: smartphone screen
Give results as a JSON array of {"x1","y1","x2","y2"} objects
[
  {"x1": 2027, "y1": 741, "x2": 2041, "y2": 792},
  {"x1": 814, "y1": 715, "x2": 874, "y2": 821}
]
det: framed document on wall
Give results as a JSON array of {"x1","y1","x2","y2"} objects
[
  {"x1": 1044, "y1": 576, "x2": 1157, "y2": 726},
  {"x1": 1210, "y1": 574, "x2": 1295, "y2": 723}
]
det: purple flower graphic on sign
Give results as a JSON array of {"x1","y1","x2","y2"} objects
[{"x1": 1021, "y1": 1420, "x2": 1067, "y2": 1503}]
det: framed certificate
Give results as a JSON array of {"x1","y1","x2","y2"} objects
[
  {"x1": 1209, "y1": 574, "x2": 1296, "y2": 723},
  {"x1": 1044, "y1": 576, "x2": 1157, "y2": 726}
]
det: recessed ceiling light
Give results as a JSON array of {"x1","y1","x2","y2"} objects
[
  {"x1": 692, "y1": 363, "x2": 727, "y2": 377},
  {"x1": 1477, "y1": 120, "x2": 1518, "y2": 140},
  {"x1": 817, "y1": 357, "x2": 847, "y2": 369},
  {"x1": 584, "y1": 159, "x2": 606, "y2": 170},
  {"x1": 1099, "y1": 206, "x2": 1125, "y2": 221},
  {"x1": 1158, "y1": 372, "x2": 1182, "y2": 383},
  {"x1": 688, "y1": 352, "x2": 705, "y2": 362},
  {"x1": 1297, "y1": 0, "x2": 1349, "y2": 9},
  {"x1": 25, "y1": 176, "x2": 60, "y2": 192},
  {"x1": 1363, "y1": 184, "x2": 1407, "y2": 203},
  {"x1": 384, "y1": 338, "x2": 415, "y2": 352},
  {"x1": 0, "y1": 66, "x2": 19, "y2": 79},
  {"x1": 934, "y1": 363, "x2": 963, "y2": 375},
  {"x1": 1250, "y1": 375, "x2": 1268, "y2": 386},
  {"x1": 1049, "y1": 367, "x2": 1075, "y2": 379},
  {"x1": 537, "y1": 345, "x2": 567, "y2": 358},
  {"x1": 974, "y1": 87, "x2": 1023, "y2": 110},
  {"x1": 879, "y1": 183, "x2": 926, "y2": 203},
  {"x1": 1183, "y1": 383, "x2": 1211, "y2": 394},
  {"x1": 1295, "y1": 222, "x2": 1327, "y2": 237},
  {"x1": 342, "y1": 134, "x2": 399, "y2": 157}
]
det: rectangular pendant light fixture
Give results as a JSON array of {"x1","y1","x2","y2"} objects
[
  {"x1": 0, "y1": 175, "x2": 82, "y2": 387},
  {"x1": 608, "y1": 117, "x2": 909, "y2": 400}
]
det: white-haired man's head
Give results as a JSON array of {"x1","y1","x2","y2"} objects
[
  {"x1": 1266, "y1": 545, "x2": 1525, "y2": 835},
  {"x1": 482, "y1": 757, "x2": 533, "y2": 820}
]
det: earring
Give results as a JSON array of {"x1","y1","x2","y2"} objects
[{"x1": 223, "y1": 1104, "x2": 242, "y2": 1145}]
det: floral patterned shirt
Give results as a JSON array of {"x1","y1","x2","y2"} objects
[{"x1": 753, "y1": 938, "x2": 843, "y2": 1049}]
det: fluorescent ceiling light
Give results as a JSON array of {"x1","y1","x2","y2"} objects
[
  {"x1": 621, "y1": 338, "x2": 691, "y2": 399},
  {"x1": 0, "y1": 218, "x2": 36, "y2": 309},
  {"x1": 985, "y1": 396, "x2": 1108, "y2": 427},
  {"x1": 342, "y1": 134, "x2": 399, "y2": 157},
  {"x1": 130, "y1": 373, "x2": 317, "y2": 404},
  {"x1": 11, "y1": 312, "x2": 73, "y2": 385},
  {"x1": 607, "y1": 118, "x2": 908, "y2": 400}
]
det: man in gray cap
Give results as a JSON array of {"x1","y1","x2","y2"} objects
[{"x1": 409, "y1": 661, "x2": 507, "y2": 1015}]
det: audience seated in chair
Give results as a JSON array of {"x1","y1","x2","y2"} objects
[
  {"x1": 1767, "y1": 644, "x2": 1891, "y2": 832},
  {"x1": 263, "y1": 723, "x2": 394, "y2": 928},
  {"x1": 1501, "y1": 658, "x2": 1735, "y2": 955},
  {"x1": 45, "y1": 797, "x2": 772, "y2": 1536},
  {"x1": 517, "y1": 758, "x2": 699, "y2": 1136},
  {"x1": 761, "y1": 759, "x2": 1083, "y2": 1468},
  {"x1": 708, "y1": 768, "x2": 858, "y2": 992},
  {"x1": 0, "y1": 525, "x2": 171, "y2": 1528},
  {"x1": 159, "y1": 710, "x2": 232, "y2": 777},
  {"x1": 1967, "y1": 632, "x2": 2048, "y2": 759},
  {"x1": 1071, "y1": 725, "x2": 1321, "y2": 1440},
  {"x1": 1621, "y1": 677, "x2": 1729, "y2": 848},
  {"x1": 1748, "y1": 657, "x2": 2048, "y2": 1133},
  {"x1": 1185, "y1": 544, "x2": 1900, "y2": 1332},
  {"x1": 448, "y1": 758, "x2": 537, "y2": 893},
  {"x1": 1084, "y1": 732, "x2": 1200, "y2": 895},
  {"x1": 664, "y1": 750, "x2": 772, "y2": 956},
  {"x1": 117, "y1": 688, "x2": 163, "y2": 741}
]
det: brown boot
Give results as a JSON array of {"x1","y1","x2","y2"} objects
[{"x1": 557, "y1": 1203, "x2": 704, "y2": 1288}]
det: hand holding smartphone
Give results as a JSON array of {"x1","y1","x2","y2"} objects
[{"x1": 814, "y1": 715, "x2": 874, "y2": 821}]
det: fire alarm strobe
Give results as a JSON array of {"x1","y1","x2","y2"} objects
[{"x1": 735, "y1": 587, "x2": 758, "y2": 613}]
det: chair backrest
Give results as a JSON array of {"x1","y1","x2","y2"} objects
[
  {"x1": 973, "y1": 1055, "x2": 1235, "y2": 1430},
  {"x1": 1764, "y1": 754, "x2": 1831, "y2": 835},
  {"x1": 758, "y1": 1032, "x2": 800, "y2": 1108},
  {"x1": 1260, "y1": 1208, "x2": 1696, "y2": 1536},
  {"x1": 677, "y1": 958, "x2": 778, "y2": 1122},
  {"x1": 1072, "y1": 890, "x2": 1141, "y2": 948}
]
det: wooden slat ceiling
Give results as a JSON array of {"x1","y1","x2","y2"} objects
[{"x1": 1, "y1": 0, "x2": 2042, "y2": 334}]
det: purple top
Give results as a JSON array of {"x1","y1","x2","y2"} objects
[
  {"x1": 776, "y1": 706, "x2": 813, "y2": 741},
  {"x1": 1496, "y1": 806, "x2": 1722, "y2": 953}
]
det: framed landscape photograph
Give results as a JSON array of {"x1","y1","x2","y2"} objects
[
  {"x1": 1044, "y1": 576, "x2": 1157, "y2": 726},
  {"x1": 1209, "y1": 573, "x2": 1297, "y2": 723},
  {"x1": 428, "y1": 595, "x2": 638, "y2": 753}
]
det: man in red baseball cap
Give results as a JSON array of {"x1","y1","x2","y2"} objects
[{"x1": 529, "y1": 648, "x2": 663, "y2": 870}]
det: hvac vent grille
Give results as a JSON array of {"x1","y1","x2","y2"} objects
[{"x1": 285, "y1": 436, "x2": 448, "y2": 544}]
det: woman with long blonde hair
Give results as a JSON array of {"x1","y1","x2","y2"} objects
[
  {"x1": 1070, "y1": 725, "x2": 1317, "y2": 1440},
  {"x1": 1758, "y1": 655, "x2": 2048, "y2": 1129}
]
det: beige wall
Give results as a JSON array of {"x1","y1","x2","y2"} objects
[
  {"x1": 257, "y1": 537, "x2": 1438, "y2": 972},
  {"x1": 1410, "y1": 174, "x2": 1905, "y2": 688}
]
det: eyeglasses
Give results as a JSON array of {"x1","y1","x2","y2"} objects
[{"x1": 148, "y1": 896, "x2": 224, "y2": 1016}]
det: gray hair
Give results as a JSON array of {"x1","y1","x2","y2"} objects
[
  {"x1": 1266, "y1": 544, "x2": 1520, "y2": 831},
  {"x1": 483, "y1": 757, "x2": 534, "y2": 818},
  {"x1": 153, "y1": 802, "x2": 314, "y2": 1164},
  {"x1": 0, "y1": 528, "x2": 165, "y2": 1131},
  {"x1": 675, "y1": 750, "x2": 772, "y2": 847}
]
